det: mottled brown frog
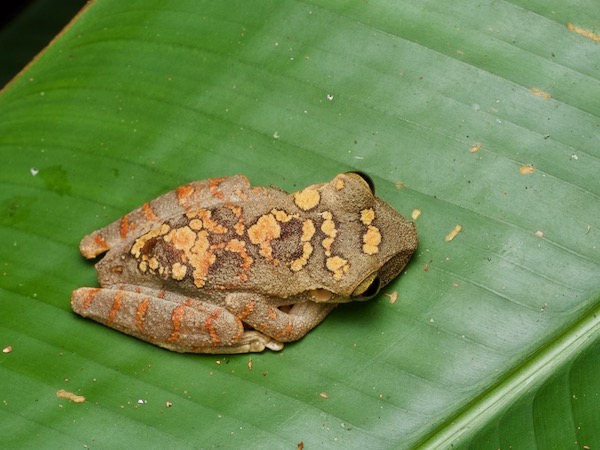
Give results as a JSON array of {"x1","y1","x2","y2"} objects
[{"x1": 71, "y1": 173, "x2": 417, "y2": 353}]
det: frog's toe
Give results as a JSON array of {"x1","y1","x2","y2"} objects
[
  {"x1": 240, "y1": 331, "x2": 284, "y2": 352},
  {"x1": 264, "y1": 339, "x2": 284, "y2": 352}
]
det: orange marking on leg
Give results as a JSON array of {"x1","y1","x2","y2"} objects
[
  {"x1": 176, "y1": 185, "x2": 195, "y2": 208},
  {"x1": 268, "y1": 306, "x2": 277, "y2": 320},
  {"x1": 142, "y1": 202, "x2": 158, "y2": 221},
  {"x1": 274, "y1": 320, "x2": 295, "y2": 340},
  {"x1": 168, "y1": 304, "x2": 185, "y2": 343},
  {"x1": 107, "y1": 291, "x2": 123, "y2": 325},
  {"x1": 209, "y1": 177, "x2": 227, "y2": 200},
  {"x1": 231, "y1": 319, "x2": 244, "y2": 343},
  {"x1": 236, "y1": 301, "x2": 256, "y2": 320},
  {"x1": 136, "y1": 298, "x2": 150, "y2": 333},
  {"x1": 205, "y1": 310, "x2": 222, "y2": 344},
  {"x1": 92, "y1": 234, "x2": 109, "y2": 253},
  {"x1": 120, "y1": 215, "x2": 131, "y2": 239},
  {"x1": 82, "y1": 288, "x2": 101, "y2": 309}
]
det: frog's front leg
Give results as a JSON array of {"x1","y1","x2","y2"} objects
[
  {"x1": 71, "y1": 285, "x2": 283, "y2": 354},
  {"x1": 225, "y1": 293, "x2": 337, "y2": 343}
]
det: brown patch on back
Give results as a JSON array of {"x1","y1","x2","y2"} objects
[{"x1": 223, "y1": 239, "x2": 253, "y2": 281}]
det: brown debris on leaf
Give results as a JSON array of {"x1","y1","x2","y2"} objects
[
  {"x1": 567, "y1": 23, "x2": 600, "y2": 42},
  {"x1": 445, "y1": 225, "x2": 462, "y2": 242},
  {"x1": 56, "y1": 389, "x2": 86, "y2": 403},
  {"x1": 530, "y1": 88, "x2": 551, "y2": 100},
  {"x1": 519, "y1": 164, "x2": 535, "y2": 174}
]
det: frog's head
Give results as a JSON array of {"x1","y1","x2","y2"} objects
[{"x1": 305, "y1": 172, "x2": 417, "y2": 302}]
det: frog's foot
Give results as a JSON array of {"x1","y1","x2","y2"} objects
[
  {"x1": 71, "y1": 286, "x2": 280, "y2": 354},
  {"x1": 221, "y1": 331, "x2": 284, "y2": 354},
  {"x1": 163, "y1": 330, "x2": 283, "y2": 354}
]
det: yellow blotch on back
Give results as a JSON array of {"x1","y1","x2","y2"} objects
[
  {"x1": 164, "y1": 226, "x2": 197, "y2": 253},
  {"x1": 290, "y1": 219, "x2": 316, "y2": 272},
  {"x1": 247, "y1": 213, "x2": 281, "y2": 261},
  {"x1": 171, "y1": 262, "x2": 187, "y2": 280},
  {"x1": 326, "y1": 256, "x2": 349, "y2": 280},
  {"x1": 360, "y1": 208, "x2": 375, "y2": 225},
  {"x1": 363, "y1": 226, "x2": 381, "y2": 255},
  {"x1": 320, "y1": 211, "x2": 337, "y2": 257},
  {"x1": 360, "y1": 208, "x2": 381, "y2": 255},
  {"x1": 131, "y1": 224, "x2": 171, "y2": 258},
  {"x1": 294, "y1": 188, "x2": 320, "y2": 211}
]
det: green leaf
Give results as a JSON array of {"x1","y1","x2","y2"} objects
[{"x1": 1, "y1": 0, "x2": 599, "y2": 448}]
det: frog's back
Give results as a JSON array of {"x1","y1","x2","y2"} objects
[
  {"x1": 95, "y1": 191, "x2": 320, "y2": 298},
  {"x1": 92, "y1": 172, "x2": 416, "y2": 301}
]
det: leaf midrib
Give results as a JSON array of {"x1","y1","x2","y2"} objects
[{"x1": 415, "y1": 297, "x2": 600, "y2": 448}]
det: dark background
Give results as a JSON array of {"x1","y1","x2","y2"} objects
[{"x1": 0, "y1": 0, "x2": 87, "y2": 88}]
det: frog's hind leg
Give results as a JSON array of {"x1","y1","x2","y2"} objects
[
  {"x1": 71, "y1": 285, "x2": 281, "y2": 353},
  {"x1": 80, "y1": 175, "x2": 252, "y2": 259},
  {"x1": 225, "y1": 293, "x2": 337, "y2": 343}
]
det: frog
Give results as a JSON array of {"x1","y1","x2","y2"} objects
[{"x1": 71, "y1": 172, "x2": 418, "y2": 354}]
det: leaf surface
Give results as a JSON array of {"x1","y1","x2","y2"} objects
[{"x1": 1, "y1": 1, "x2": 599, "y2": 448}]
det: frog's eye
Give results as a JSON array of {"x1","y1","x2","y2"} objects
[
  {"x1": 352, "y1": 272, "x2": 381, "y2": 300},
  {"x1": 345, "y1": 171, "x2": 375, "y2": 195}
]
